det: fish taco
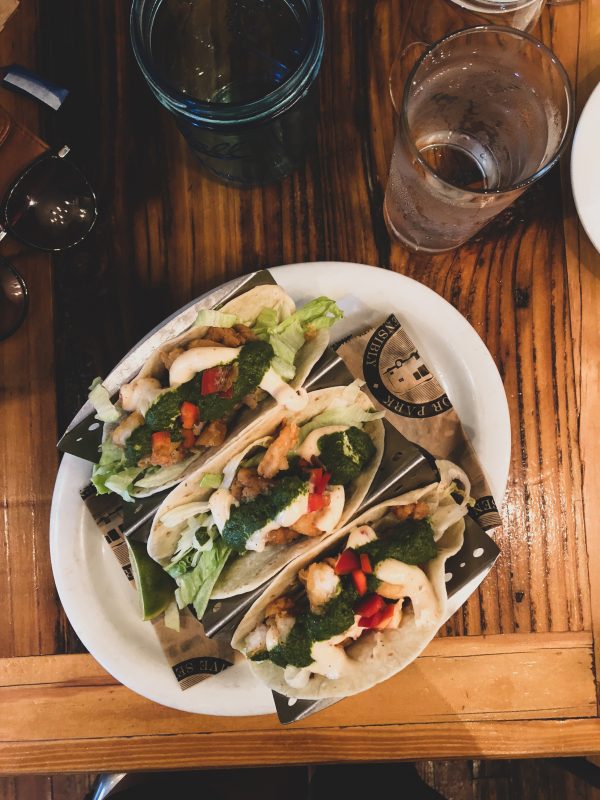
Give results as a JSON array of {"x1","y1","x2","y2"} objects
[
  {"x1": 147, "y1": 384, "x2": 385, "y2": 621},
  {"x1": 232, "y1": 460, "x2": 470, "y2": 699},
  {"x1": 88, "y1": 285, "x2": 342, "y2": 500}
]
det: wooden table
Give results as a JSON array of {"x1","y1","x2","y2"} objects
[{"x1": 1, "y1": 0, "x2": 600, "y2": 775}]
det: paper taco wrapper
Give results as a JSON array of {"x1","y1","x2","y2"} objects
[
  {"x1": 147, "y1": 385, "x2": 385, "y2": 600},
  {"x1": 337, "y1": 313, "x2": 502, "y2": 529}
]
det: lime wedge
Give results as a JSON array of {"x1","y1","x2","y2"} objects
[{"x1": 126, "y1": 539, "x2": 176, "y2": 620}]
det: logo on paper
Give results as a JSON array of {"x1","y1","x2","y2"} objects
[{"x1": 362, "y1": 314, "x2": 451, "y2": 418}]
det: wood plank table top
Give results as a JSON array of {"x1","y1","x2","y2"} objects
[{"x1": 1, "y1": 0, "x2": 600, "y2": 775}]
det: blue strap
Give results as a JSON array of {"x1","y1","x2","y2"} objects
[{"x1": 1, "y1": 64, "x2": 69, "y2": 110}]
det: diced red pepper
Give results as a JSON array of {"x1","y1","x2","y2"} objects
[
  {"x1": 308, "y1": 492, "x2": 326, "y2": 512},
  {"x1": 181, "y1": 428, "x2": 196, "y2": 449},
  {"x1": 201, "y1": 366, "x2": 230, "y2": 396},
  {"x1": 151, "y1": 431, "x2": 172, "y2": 460},
  {"x1": 180, "y1": 401, "x2": 200, "y2": 430},
  {"x1": 310, "y1": 468, "x2": 331, "y2": 495},
  {"x1": 373, "y1": 603, "x2": 396, "y2": 629},
  {"x1": 359, "y1": 603, "x2": 396, "y2": 629},
  {"x1": 334, "y1": 549, "x2": 360, "y2": 575},
  {"x1": 310, "y1": 467, "x2": 322, "y2": 488},
  {"x1": 352, "y1": 569, "x2": 367, "y2": 596},
  {"x1": 360, "y1": 553, "x2": 373, "y2": 574},
  {"x1": 307, "y1": 468, "x2": 332, "y2": 513},
  {"x1": 354, "y1": 593, "x2": 385, "y2": 617}
]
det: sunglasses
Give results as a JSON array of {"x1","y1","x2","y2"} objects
[{"x1": 0, "y1": 145, "x2": 97, "y2": 340}]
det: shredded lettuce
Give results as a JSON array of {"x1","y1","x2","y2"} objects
[
  {"x1": 88, "y1": 378, "x2": 121, "y2": 424},
  {"x1": 256, "y1": 297, "x2": 343, "y2": 381},
  {"x1": 297, "y1": 380, "x2": 383, "y2": 441},
  {"x1": 97, "y1": 438, "x2": 124, "y2": 466},
  {"x1": 173, "y1": 537, "x2": 232, "y2": 618},
  {"x1": 194, "y1": 309, "x2": 239, "y2": 328},
  {"x1": 104, "y1": 468, "x2": 143, "y2": 503},
  {"x1": 299, "y1": 407, "x2": 383, "y2": 442},
  {"x1": 169, "y1": 526, "x2": 197, "y2": 566},
  {"x1": 269, "y1": 322, "x2": 305, "y2": 371},
  {"x1": 170, "y1": 518, "x2": 216, "y2": 567},
  {"x1": 285, "y1": 297, "x2": 344, "y2": 331},
  {"x1": 160, "y1": 502, "x2": 211, "y2": 529},
  {"x1": 240, "y1": 451, "x2": 265, "y2": 469},
  {"x1": 252, "y1": 308, "x2": 279, "y2": 338},
  {"x1": 91, "y1": 440, "x2": 130, "y2": 495},
  {"x1": 163, "y1": 600, "x2": 180, "y2": 632},
  {"x1": 199, "y1": 472, "x2": 223, "y2": 489},
  {"x1": 269, "y1": 356, "x2": 296, "y2": 381}
]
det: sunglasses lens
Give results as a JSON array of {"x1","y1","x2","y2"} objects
[
  {"x1": 5, "y1": 156, "x2": 97, "y2": 250},
  {"x1": 0, "y1": 259, "x2": 27, "y2": 340}
]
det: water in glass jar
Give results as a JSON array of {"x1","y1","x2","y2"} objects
[{"x1": 151, "y1": 0, "x2": 310, "y2": 105}]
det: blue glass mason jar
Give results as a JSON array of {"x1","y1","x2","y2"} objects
[{"x1": 131, "y1": 0, "x2": 325, "y2": 187}]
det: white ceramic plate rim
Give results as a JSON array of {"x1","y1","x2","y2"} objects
[
  {"x1": 50, "y1": 261, "x2": 511, "y2": 716},
  {"x1": 571, "y1": 81, "x2": 600, "y2": 253}
]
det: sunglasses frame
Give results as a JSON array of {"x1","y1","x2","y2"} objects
[
  {"x1": 0, "y1": 145, "x2": 98, "y2": 252},
  {"x1": 0, "y1": 257, "x2": 29, "y2": 341}
]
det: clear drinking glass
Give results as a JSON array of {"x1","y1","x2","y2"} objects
[
  {"x1": 131, "y1": 0, "x2": 324, "y2": 187},
  {"x1": 383, "y1": 26, "x2": 573, "y2": 253}
]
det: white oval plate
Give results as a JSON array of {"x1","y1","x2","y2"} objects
[
  {"x1": 50, "y1": 261, "x2": 511, "y2": 717},
  {"x1": 571, "y1": 82, "x2": 600, "y2": 253}
]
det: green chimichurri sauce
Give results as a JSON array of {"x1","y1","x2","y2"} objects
[
  {"x1": 222, "y1": 475, "x2": 308, "y2": 553},
  {"x1": 124, "y1": 424, "x2": 154, "y2": 466},
  {"x1": 355, "y1": 519, "x2": 437, "y2": 566},
  {"x1": 198, "y1": 340, "x2": 274, "y2": 422},
  {"x1": 144, "y1": 389, "x2": 185, "y2": 433},
  {"x1": 317, "y1": 426, "x2": 376, "y2": 485},
  {"x1": 272, "y1": 624, "x2": 314, "y2": 668},
  {"x1": 305, "y1": 588, "x2": 356, "y2": 641}
]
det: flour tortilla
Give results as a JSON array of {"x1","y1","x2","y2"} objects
[
  {"x1": 232, "y1": 460, "x2": 469, "y2": 699},
  {"x1": 103, "y1": 285, "x2": 330, "y2": 498},
  {"x1": 147, "y1": 386, "x2": 385, "y2": 600}
]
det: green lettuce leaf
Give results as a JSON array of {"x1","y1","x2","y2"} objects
[
  {"x1": 252, "y1": 308, "x2": 279, "y2": 338},
  {"x1": 194, "y1": 309, "x2": 239, "y2": 328},
  {"x1": 257, "y1": 297, "x2": 343, "y2": 380},
  {"x1": 103, "y1": 468, "x2": 143, "y2": 503},
  {"x1": 173, "y1": 537, "x2": 232, "y2": 619},
  {"x1": 91, "y1": 440, "x2": 130, "y2": 495},
  {"x1": 88, "y1": 378, "x2": 121, "y2": 423},
  {"x1": 199, "y1": 472, "x2": 223, "y2": 489},
  {"x1": 299, "y1": 407, "x2": 383, "y2": 441},
  {"x1": 284, "y1": 296, "x2": 344, "y2": 331},
  {"x1": 160, "y1": 502, "x2": 211, "y2": 529}
]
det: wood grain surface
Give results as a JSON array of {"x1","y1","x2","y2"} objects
[
  {"x1": 0, "y1": 0, "x2": 599, "y2": 773},
  {"x1": 0, "y1": 635, "x2": 595, "y2": 747}
]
